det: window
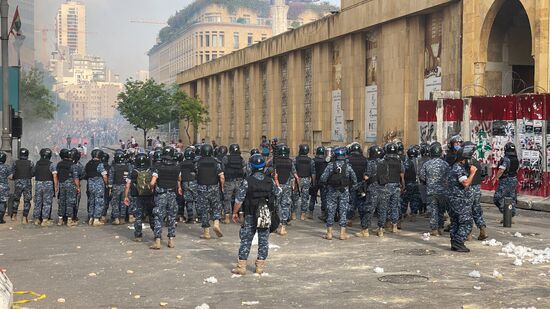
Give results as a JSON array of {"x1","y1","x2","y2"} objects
[
  {"x1": 199, "y1": 32, "x2": 203, "y2": 47},
  {"x1": 247, "y1": 33, "x2": 253, "y2": 46},
  {"x1": 212, "y1": 34, "x2": 218, "y2": 47},
  {"x1": 212, "y1": 53, "x2": 217, "y2": 60},
  {"x1": 205, "y1": 32, "x2": 210, "y2": 47},
  {"x1": 219, "y1": 32, "x2": 225, "y2": 47},
  {"x1": 205, "y1": 53, "x2": 210, "y2": 62},
  {"x1": 233, "y1": 32, "x2": 239, "y2": 49}
]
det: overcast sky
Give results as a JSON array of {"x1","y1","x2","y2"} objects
[{"x1": 36, "y1": 0, "x2": 340, "y2": 80}]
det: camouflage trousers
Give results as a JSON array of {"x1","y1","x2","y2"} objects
[
  {"x1": 33, "y1": 181, "x2": 54, "y2": 220},
  {"x1": 448, "y1": 195, "x2": 474, "y2": 243},
  {"x1": 325, "y1": 187, "x2": 349, "y2": 227},
  {"x1": 493, "y1": 177, "x2": 517, "y2": 217},
  {"x1": 385, "y1": 183, "x2": 401, "y2": 224},
  {"x1": 277, "y1": 184, "x2": 293, "y2": 225},
  {"x1": 180, "y1": 181, "x2": 197, "y2": 220},
  {"x1": 153, "y1": 191, "x2": 177, "y2": 239},
  {"x1": 428, "y1": 194, "x2": 447, "y2": 230},
  {"x1": 223, "y1": 180, "x2": 241, "y2": 215},
  {"x1": 87, "y1": 178, "x2": 105, "y2": 219},
  {"x1": 368, "y1": 184, "x2": 387, "y2": 228},
  {"x1": 401, "y1": 182, "x2": 421, "y2": 216},
  {"x1": 296, "y1": 177, "x2": 312, "y2": 213},
  {"x1": 134, "y1": 195, "x2": 154, "y2": 238},
  {"x1": 110, "y1": 184, "x2": 127, "y2": 219},
  {"x1": 58, "y1": 180, "x2": 77, "y2": 218},
  {"x1": 197, "y1": 185, "x2": 222, "y2": 228},
  {"x1": 12, "y1": 179, "x2": 32, "y2": 217},
  {"x1": 238, "y1": 214, "x2": 269, "y2": 261},
  {"x1": 467, "y1": 184, "x2": 486, "y2": 229}
]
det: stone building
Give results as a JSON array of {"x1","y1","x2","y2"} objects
[{"x1": 177, "y1": 0, "x2": 549, "y2": 149}]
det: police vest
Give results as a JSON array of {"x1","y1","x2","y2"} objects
[
  {"x1": 273, "y1": 157, "x2": 292, "y2": 184},
  {"x1": 197, "y1": 157, "x2": 219, "y2": 186},
  {"x1": 327, "y1": 162, "x2": 351, "y2": 189},
  {"x1": 471, "y1": 159, "x2": 483, "y2": 185},
  {"x1": 57, "y1": 160, "x2": 74, "y2": 183},
  {"x1": 157, "y1": 162, "x2": 180, "y2": 190},
  {"x1": 404, "y1": 159, "x2": 417, "y2": 183},
  {"x1": 503, "y1": 155, "x2": 519, "y2": 178},
  {"x1": 295, "y1": 156, "x2": 312, "y2": 178},
  {"x1": 113, "y1": 164, "x2": 129, "y2": 185},
  {"x1": 34, "y1": 159, "x2": 53, "y2": 182},
  {"x1": 180, "y1": 160, "x2": 196, "y2": 182},
  {"x1": 314, "y1": 157, "x2": 328, "y2": 185},
  {"x1": 224, "y1": 154, "x2": 244, "y2": 180},
  {"x1": 85, "y1": 160, "x2": 101, "y2": 179},
  {"x1": 348, "y1": 154, "x2": 367, "y2": 180},
  {"x1": 386, "y1": 157, "x2": 402, "y2": 184},
  {"x1": 14, "y1": 160, "x2": 32, "y2": 180},
  {"x1": 243, "y1": 175, "x2": 272, "y2": 216}
]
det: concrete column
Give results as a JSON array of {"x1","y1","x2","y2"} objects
[
  {"x1": 403, "y1": 16, "x2": 424, "y2": 145},
  {"x1": 441, "y1": 2, "x2": 462, "y2": 91},
  {"x1": 288, "y1": 50, "x2": 305, "y2": 149},
  {"x1": 267, "y1": 57, "x2": 281, "y2": 140},
  {"x1": 312, "y1": 43, "x2": 331, "y2": 144},
  {"x1": 249, "y1": 64, "x2": 261, "y2": 150}
]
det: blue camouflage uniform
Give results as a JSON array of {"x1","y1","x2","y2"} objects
[
  {"x1": 222, "y1": 154, "x2": 246, "y2": 217},
  {"x1": 419, "y1": 158, "x2": 449, "y2": 230},
  {"x1": 381, "y1": 154, "x2": 404, "y2": 225},
  {"x1": 0, "y1": 163, "x2": 11, "y2": 219},
  {"x1": 234, "y1": 172, "x2": 281, "y2": 261},
  {"x1": 128, "y1": 168, "x2": 155, "y2": 238},
  {"x1": 294, "y1": 155, "x2": 316, "y2": 215},
  {"x1": 196, "y1": 158, "x2": 224, "y2": 228},
  {"x1": 467, "y1": 159, "x2": 486, "y2": 229},
  {"x1": 447, "y1": 162, "x2": 474, "y2": 243},
  {"x1": 151, "y1": 161, "x2": 179, "y2": 239},
  {"x1": 309, "y1": 157, "x2": 328, "y2": 214},
  {"x1": 10, "y1": 160, "x2": 34, "y2": 218},
  {"x1": 73, "y1": 162, "x2": 85, "y2": 220},
  {"x1": 493, "y1": 156, "x2": 518, "y2": 216},
  {"x1": 179, "y1": 158, "x2": 198, "y2": 221},
  {"x1": 85, "y1": 160, "x2": 107, "y2": 220},
  {"x1": 57, "y1": 161, "x2": 80, "y2": 219},
  {"x1": 401, "y1": 157, "x2": 421, "y2": 216},
  {"x1": 320, "y1": 160, "x2": 357, "y2": 227},
  {"x1": 267, "y1": 157, "x2": 296, "y2": 226},
  {"x1": 417, "y1": 156, "x2": 430, "y2": 212},
  {"x1": 109, "y1": 163, "x2": 132, "y2": 220},
  {"x1": 32, "y1": 160, "x2": 57, "y2": 221},
  {"x1": 364, "y1": 159, "x2": 386, "y2": 228}
]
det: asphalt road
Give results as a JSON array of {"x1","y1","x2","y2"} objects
[{"x1": 1, "y1": 204, "x2": 550, "y2": 309}]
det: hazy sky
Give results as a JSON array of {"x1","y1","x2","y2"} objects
[{"x1": 36, "y1": 0, "x2": 340, "y2": 80}]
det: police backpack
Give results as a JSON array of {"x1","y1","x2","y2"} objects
[{"x1": 256, "y1": 198, "x2": 271, "y2": 229}]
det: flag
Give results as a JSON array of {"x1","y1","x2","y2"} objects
[{"x1": 9, "y1": 6, "x2": 22, "y2": 37}]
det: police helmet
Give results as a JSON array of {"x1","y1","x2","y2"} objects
[
  {"x1": 71, "y1": 148, "x2": 81, "y2": 163},
  {"x1": 40, "y1": 148, "x2": 53, "y2": 160},
  {"x1": 396, "y1": 141, "x2": 404, "y2": 154},
  {"x1": 217, "y1": 145, "x2": 228, "y2": 157},
  {"x1": 249, "y1": 154, "x2": 266, "y2": 172},
  {"x1": 59, "y1": 148, "x2": 70, "y2": 159},
  {"x1": 315, "y1": 146, "x2": 325, "y2": 157},
  {"x1": 385, "y1": 143, "x2": 398, "y2": 155},
  {"x1": 175, "y1": 152, "x2": 184, "y2": 162},
  {"x1": 277, "y1": 144, "x2": 290, "y2": 158},
  {"x1": 407, "y1": 145, "x2": 420, "y2": 158},
  {"x1": 371, "y1": 145, "x2": 384, "y2": 159},
  {"x1": 334, "y1": 147, "x2": 347, "y2": 160},
  {"x1": 504, "y1": 142, "x2": 517, "y2": 156},
  {"x1": 91, "y1": 149, "x2": 104, "y2": 160},
  {"x1": 162, "y1": 146, "x2": 175, "y2": 160},
  {"x1": 0, "y1": 151, "x2": 6, "y2": 164},
  {"x1": 194, "y1": 144, "x2": 202, "y2": 156},
  {"x1": 298, "y1": 144, "x2": 310, "y2": 156},
  {"x1": 448, "y1": 135, "x2": 464, "y2": 152},
  {"x1": 250, "y1": 148, "x2": 260, "y2": 156},
  {"x1": 134, "y1": 153, "x2": 149, "y2": 168},
  {"x1": 367, "y1": 145, "x2": 378, "y2": 159},
  {"x1": 114, "y1": 151, "x2": 126, "y2": 164},
  {"x1": 349, "y1": 142, "x2": 362, "y2": 155},
  {"x1": 429, "y1": 142, "x2": 443, "y2": 158},
  {"x1": 229, "y1": 144, "x2": 241, "y2": 155},
  {"x1": 102, "y1": 153, "x2": 110, "y2": 164},
  {"x1": 201, "y1": 144, "x2": 214, "y2": 157},
  {"x1": 184, "y1": 147, "x2": 195, "y2": 160},
  {"x1": 420, "y1": 143, "x2": 429, "y2": 157},
  {"x1": 152, "y1": 150, "x2": 162, "y2": 162},
  {"x1": 19, "y1": 148, "x2": 29, "y2": 160}
]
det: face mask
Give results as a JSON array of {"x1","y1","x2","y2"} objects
[{"x1": 453, "y1": 145, "x2": 462, "y2": 151}]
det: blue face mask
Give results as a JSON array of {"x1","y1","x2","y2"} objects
[{"x1": 453, "y1": 145, "x2": 462, "y2": 151}]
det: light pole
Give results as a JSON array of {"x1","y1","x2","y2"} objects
[
  {"x1": 0, "y1": 0, "x2": 10, "y2": 153},
  {"x1": 13, "y1": 32, "x2": 25, "y2": 154}
]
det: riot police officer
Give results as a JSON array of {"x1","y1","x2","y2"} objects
[
  {"x1": 380, "y1": 143, "x2": 405, "y2": 233},
  {"x1": 32, "y1": 148, "x2": 58, "y2": 226},
  {"x1": 57, "y1": 149, "x2": 80, "y2": 226},
  {"x1": 269, "y1": 144, "x2": 298, "y2": 236},
  {"x1": 346, "y1": 142, "x2": 367, "y2": 225},
  {"x1": 309, "y1": 146, "x2": 328, "y2": 220},
  {"x1": 85, "y1": 149, "x2": 108, "y2": 226},
  {"x1": 196, "y1": 144, "x2": 225, "y2": 239},
  {"x1": 109, "y1": 150, "x2": 131, "y2": 225},
  {"x1": 124, "y1": 153, "x2": 154, "y2": 242},
  {"x1": 463, "y1": 141, "x2": 488, "y2": 240},
  {"x1": 216, "y1": 145, "x2": 228, "y2": 162},
  {"x1": 179, "y1": 147, "x2": 198, "y2": 224},
  {"x1": 445, "y1": 135, "x2": 464, "y2": 165},
  {"x1": 417, "y1": 143, "x2": 430, "y2": 215},
  {"x1": 71, "y1": 148, "x2": 85, "y2": 223},
  {"x1": 222, "y1": 144, "x2": 246, "y2": 224},
  {"x1": 0, "y1": 152, "x2": 10, "y2": 224},
  {"x1": 294, "y1": 144, "x2": 315, "y2": 221},
  {"x1": 401, "y1": 145, "x2": 421, "y2": 221},
  {"x1": 101, "y1": 153, "x2": 112, "y2": 222},
  {"x1": 358, "y1": 145, "x2": 385, "y2": 237},
  {"x1": 493, "y1": 142, "x2": 519, "y2": 220},
  {"x1": 10, "y1": 148, "x2": 34, "y2": 223}
]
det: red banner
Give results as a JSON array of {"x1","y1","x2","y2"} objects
[
  {"x1": 443, "y1": 99, "x2": 464, "y2": 121},
  {"x1": 418, "y1": 100, "x2": 436, "y2": 121}
]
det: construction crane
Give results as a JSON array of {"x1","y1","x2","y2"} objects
[
  {"x1": 129, "y1": 19, "x2": 168, "y2": 26},
  {"x1": 36, "y1": 28, "x2": 96, "y2": 63}
]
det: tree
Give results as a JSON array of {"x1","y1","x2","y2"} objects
[
  {"x1": 117, "y1": 79, "x2": 175, "y2": 146},
  {"x1": 21, "y1": 68, "x2": 57, "y2": 120},
  {"x1": 172, "y1": 89, "x2": 209, "y2": 144}
]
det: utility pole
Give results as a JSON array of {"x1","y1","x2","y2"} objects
[{"x1": 0, "y1": 0, "x2": 10, "y2": 153}]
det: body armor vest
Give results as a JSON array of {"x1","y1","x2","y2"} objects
[
  {"x1": 14, "y1": 160, "x2": 32, "y2": 180},
  {"x1": 180, "y1": 160, "x2": 196, "y2": 182},
  {"x1": 34, "y1": 159, "x2": 53, "y2": 181},
  {"x1": 348, "y1": 154, "x2": 367, "y2": 180},
  {"x1": 85, "y1": 160, "x2": 101, "y2": 179},
  {"x1": 224, "y1": 154, "x2": 244, "y2": 180},
  {"x1": 113, "y1": 164, "x2": 129, "y2": 185},
  {"x1": 243, "y1": 176, "x2": 272, "y2": 216},
  {"x1": 503, "y1": 155, "x2": 519, "y2": 178},
  {"x1": 295, "y1": 156, "x2": 312, "y2": 178},
  {"x1": 314, "y1": 157, "x2": 328, "y2": 185},
  {"x1": 157, "y1": 162, "x2": 180, "y2": 190},
  {"x1": 57, "y1": 160, "x2": 73, "y2": 183},
  {"x1": 404, "y1": 159, "x2": 417, "y2": 183},
  {"x1": 273, "y1": 157, "x2": 292, "y2": 184},
  {"x1": 197, "y1": 157, "x2": 219, "y2": 186}
]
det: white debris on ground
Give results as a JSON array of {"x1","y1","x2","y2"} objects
[
  {"x1": 231, "y1": 274, "x2": 242, "y2": 278},
  {"x1": 127, "y1": 224, "x2": 150, "y2": 230},
  {"x1": 253, "y1": 273, "x2": 270, "y2": 277},
  {"x1": 421, "y1": 233, "x2": 430, "y2": 241},
  {"x1": 251, "y1": 235, "x2": 280, "y2": 249},
  {"x1": 501, "y1": 242, "x2": 550, "y2": 265},
  {"x1": 373, "y1": 267, "x2": 384, "y2": 273},
  {"x1": 195, "y1": 304, "x2": 210, "y2": 309},
  {"x1": 492, "y1": 269, "x2": 503, "y2": 280},
  {"x1": 242, "y1": 301, "x2": 260, "y2": 306},
  {"x1": 482, "y1": 239, "x2": 503, "y2": 247},
  {"x1": 57, "y1": 298, "x2": 66, "y2": 303},
  {"x1": 473, "y1": 286, "x2": 481, "y2": 290},
  {"x1": 203, "y1": 276, "x2": 218, "y2": 284},
  {"x1": 513, "y1": 232, "x2": 524, "y2": 238},
  {"x1": 468, "y1": 270, "x2": 481, "y2": 278}
]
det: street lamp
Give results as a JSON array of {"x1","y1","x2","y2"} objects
[
  {"x1": 13, "y1": 32, "x2": 25, "y2": 154},
  {"x1": 0, "y1": 0, "x2": 10, "y2": 153}
]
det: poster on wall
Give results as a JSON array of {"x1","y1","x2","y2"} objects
[
  {"x1": 418, "y1": 100, "x2": 437, "y2": 144},
  {"x1": 365, "y1": 85, "x2": 377, "y2": 142},
  {"x1": 424, "y1": 12, "x2": 442, "y2": 100},
  {"x1": 332, "y1": 90, "x2": 345, "y2": 142}
]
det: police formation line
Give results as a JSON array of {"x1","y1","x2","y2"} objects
[{"x1": 0, "y1": 137, "x2": 519, "y2": 275}]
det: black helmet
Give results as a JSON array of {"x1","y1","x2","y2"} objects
[
  {"x1": 429, "y1": 142, "x2": 443, "y2": 158},
  {"x1": 71, "y1": 148, "x2": 81, "y2": 163},
  {"x1": 315, "y1": 146, "x2": 325, "y2": 157},
  {"x1": 19, "y1": 148, "x2": 29, "y2": 160},
  {"x1": 249, "y1": 154, "x2": 266, "y2": 172},
  {"x1": 368, "y1": 145, "x2": 382, "y2": 159},
  {"x1": 250, "y1": 148, "x2": 260, "y2": 156},
  {"x1": 152, "y1": 150, "x2": 162, "y2": 162},
  {"x1": 334, "y1": 147, "x2": 347, "y2": 160},
  {"x1": 218, "y1": 145, "x2": 228, "y2": 157},
  {"x1": 102, "y1": 153, "x2": 110, "y2": 164},
  {"x1": 162, "y1": 146, "x2": 175, "y2": 160},
  {"x1": 420, "y1": 143, "x2": 429, "y2": 156},
  {"x1": 407, "y1": 145, "x2": 420, "y2": 158},
  {"x1": 0, "y1": 151, "x2": 6, "y2": 164},
  {"x1": 40, "y1": 148, "x2": 53, "y2": 160},
  {"x1": 349, "y1": 143, "x2": 362, "y2": 155},
  {"x1": 457, "y1": 142, "x2": 476, "y2": 161},
  {"x1": 385, "y1": 143, "x2": 398, "y2": 155},
  {"x1": 448, "y1": 135, "x2": 464, "y2": 152},
  {"x1": 60, "y1": 148, "x2": 70, "y2": 159},
  {"x1": 277, "y1": 144, "x2": 290, "y2": 158},
  {"x1": 298, "y1": 144, "x2": 310, "y2": 156},
  {"x1": 114, "y1": 150, "x2": 125, "y2": 164},
  {"x1": 396, "y1": 142, "x2": 404, "y2": 154},
  {"x1": 184, "y1": 147, "x2": 195, "y2": 160},
  {"x1": 194, "y1": 144, "x2": 202, "y2": 156},
  {"x1": 175, "y1": 152, "x2": 184, "y2": 162},
  {"x1": 504, "y1": 142, "x2": 516, "y2": 156},
  {"x1": 229, "y1": 144, "x2": 241, "y2": 155},
  {"x1": 91, "y1": 149, "x2": 104, "y2": 160},
  {"x1": 134, "y1": 153, "x2": 149, "y2": 168},
  {"x1": 201, "y1": 144, "x2": 213, "y2": 157}
]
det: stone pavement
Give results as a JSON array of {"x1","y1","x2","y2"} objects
[{"x1": 1, "y1": 205, "x2": 549, "y2": 309}]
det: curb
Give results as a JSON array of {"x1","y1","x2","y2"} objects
[{"x1": 481, "y1": 190, "x2": 550, "y2": 212}]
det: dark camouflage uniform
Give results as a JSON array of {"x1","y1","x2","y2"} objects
[
  {"x1": 32, "y1": 162, "x2": 57, "y2": 220},
  {"x1": 129, "y1": 168, "x2": 154, "y2": 238},
  {"x1": 196, "y1": 160, "x2": 224, "y2": 228},
  {"x1": 419, "y1": 158, "x2": 449, "y2": 230},
  {"x1": 151, "y1": 164, "x2": 179, "y2": 239},
  {"x1": 363, "y1": 159, "x2": 386, "y2": 228},
  {"x1": 0, "y1": 164, "x2": 10, "y2": 217},
  {"x1": 294, "y1": 157, "x2": 316, "y2": 214},
  {"x1": 222, "y1": 155, "x2": 246, "y2": 216},
  {"x1": 447, "y1": 163, "x2": 473, "y2": 243},
  {"x1": 401, "y1": 157, "x2": 421, "y2": 215},
  {"x1": 382, "y1": 155, "x2": 404, "y2": 224},
  {"x1": 58, "y1": 163, "x2": 81, "y2": 218},
  {"x1": 181, "y1": 180, "x2": 197, "y2": 220},
  {"x1": 73, "y1": 162, "x2": 85, "y2": 220},
  {"x1": 493, "y1": 157, "x2": 518, "y2": 216},
  {"x1": 469, "y1": 184, "x2": 486, "y2": 228},
  {"x1": 86, "y1": 162, "x2": 107, "y2": 219},
  {"x1": 11, "y1": 161, "x2": 34, "y2": 217},
  {"x1": 320, "y1": 160, "x2": 357, "y2": 227},
  {"x1": 266, "y1": 159, "x2": 296, "y2": 225},
  {"x1": 109, "y1": 164, "x2": 132, "y2": 220}
]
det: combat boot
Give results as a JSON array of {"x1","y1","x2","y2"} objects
[
  {"x1": 255, "y1": 260, "x2": 266, "y2": 275},
  {"x1": 112, "y1": 218, "x2": 120, "y2": 225},
  {"x1": 391, "y1": 224, "x2": 398, "y2": 233},
  {"x1": 384, "y1": 220, "x2": 392, "y2": 229},
  {"x1": 67, "y1": 218, "x2": 77, "y2": 227},
  {"x1": 119, "y1": 218, "x2": 126, "y2": 225},
  {"x1": 57, "y1": 216, "x2": 64, "y2": 226},
  {"x1": 278, "y1": 225, "x2": 287, "y2": 236},
  {"x1": 167, "y1": 237, "x2": 175, "y2": 248},
  {"x1": 291, "y1": 212, "x2": 297, "y2": 221},
  {"x1": 396, "y1": 220, "x2": 402, "y2": 230},
  {"x1": 355, "y1": 229, "x2": 369, "y2": 238},
  {"x1": 34, "y1": 218, "x2": 41, "y2": 226},
  {"x1": 430, "y1": 229, "x2": 439, "y2": 236},
  {"x1": 0, "y1": 214, "x2": 5, "y2": 224},
  {"x1": 347, "y1": 220, "x2": 353, "y2": 227},
  {"x1": 128, "y1": 215, "x2": 135, "y2": 223},
  {"x1": 224, "y1": 214, "x2": 230, "y2": 224},
  {"x1": 200, "y1": 228, "x2": 211, "y2": 239},
  {"x1": 478, "y1": 227, "x2": 488, "y2": 241},
  {"x1": 451, "y1": 240, "x2": 470, "y2": 253},
  {"x1": 88, "y1": 218, "x2": 93, "y2": 225},
  {"x1": 213, "y1": 220, "x2": 223, "y2": 238},
  {"x1": 92, "y1": 219, "x2": 104, "y2": 226},
  {"x1": 466, "y1": 233, "x2": 473, "y2": 241},
  {"x1": 323, "y1": 227, "x2": 333, "y2": 240},
  {"x1": 149, "y1": 238, "x2": 161, "y2": 250},
  {"x1": 437, "y1": 228, "x2": 444, "y2": 236},
  {"x1": 21, "y1": 216, "x2": 29, "y2": 225},
  {"x1": 300, "y1": 213, "x2": 306, "y2": 221},
  {"x1": 307, "y1": 211, "x2": 313, "y2": 220},
  {"x1": 231, "y1": 259, "x2": 247, "y2": 275},
  {"x1": 339, "y1": 227, "x2": 350, "y2": 240},
  {"x1": 377, "y1": 227, "x2": 384, "y2": 237},
  {"x1": 10, "y1": 214, "x2": 16, "y2": 221}
]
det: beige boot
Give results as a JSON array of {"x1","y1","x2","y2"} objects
[
  {"x1": 323, "y1": 227, "x2": 333, "y2": 240},
  {"x1": 57, "y1": 217, "x2": 64, "y2": 226},
  {"x1": 478, "y1": 227, "x2": 488, "y2": 241},
  {"x1": 430, "y1": 229, "x2": 439, "y2": 236},
  {"x1": 339, "y1": 227, "x2": 350, "y2": 240},
  {"x1": 21, "y1": 216, "x2": 29, "y2": 225},
  {"x1": 66, "y1": 218, "x2": 74, "y2": 227},
  {"x1": 213, "y1": 220, "x2": 223, "y2": 238},
  {"x1": 291, "y1": 212, "x2": 297, "y2": 221},
  {"x1": 167, "y1": 237, "x2": 175, "y2": 248},
  {"x1": 377, "y1": 227, "x2": 384, "y2": 237},
  {"x1": 128, "y1": 215, "x2": 135, "y2": 223},
  {"x1": 88, "y1": 218, "x2": 93, "y2": 225},
  {"x1": 224, "y1": 214, "x2": 230, "y2": 224},
  {"x1": 354, "y1": 228, "x2": 369, "y2": 238},
  {"x1": 99, "y1": 216, "x2": 107, "y2": 223},
  {"x1": 112, "y1": 218, "x2": 120, "y2": 225},
  {"x1": 300, "y1": 213, "x2": 306, "y2": 221},
  {"x1": 307, "y1": 211, "x2": 313, "y2": 220},
  {"x1": 149, "y1": 238, "x2": 161, "y2": 250},
  {"x1": 41, "y1": 219, "x2": 53, "y2": 227},
  {"x1": 466, "y1": 232, "x2": 473, "y2": 241},
  {"x1": 231, "y1": 259, "x2": 247, "y2": 275},
  {"x1": 437, "y1": 228, "x2": 444, "y2": 236},
  {"x1": 278, "y1": 225, "x2": 287, "y2": 236},
  {"x1": 92, "y1": 219, "x2": 104, "y2": 226},
  {"x1": 68, "y1": 218, "x2": 78, "y2": 227},
  {"x1": 384, "y1": 220, "x2": 392, "y2": 229},
  {"x1": 34, "y1": 218, "x2": 42, "y2": 226},
  {"x1": 347, "y1": 220, "x2": 353, "y2": 227},
  {"x1": 119, "y1": 219, "x2": 126, "y2": 225},
  {"x1": 255, "y1": 260, "x2": 266, "y2": 274},
  {"x1": 200, "y1": 228, "x2": 211, "y2": 239},
  {"x1": 391, "y1": 224, "x2": 398, "y2": 233}
]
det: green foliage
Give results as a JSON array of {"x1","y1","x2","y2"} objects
[
  {"x1": 171, "y1": 87, "x2": 209, "y2": 144},
  {"x1": 21, "y1": 68, "x2": 57, "y2": 120}
]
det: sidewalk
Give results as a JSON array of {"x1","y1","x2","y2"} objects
[{"x1": 481, "y1": 190, "x2": 550, "y2": 212}]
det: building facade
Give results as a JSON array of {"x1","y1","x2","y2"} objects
[
  {"x1": 65, "y1": 82, "x2": 122, "y2": 121},
  {"x1": 177, "y1": 0, "x2": 549, "y2": 150},
  {"x1": 56, "y1": 0, "x2": 86, "y2": 56}
]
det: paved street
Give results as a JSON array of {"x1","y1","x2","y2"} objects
[{"x1": 1, "y1": 204, "x2": 550, "y2": 309}]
